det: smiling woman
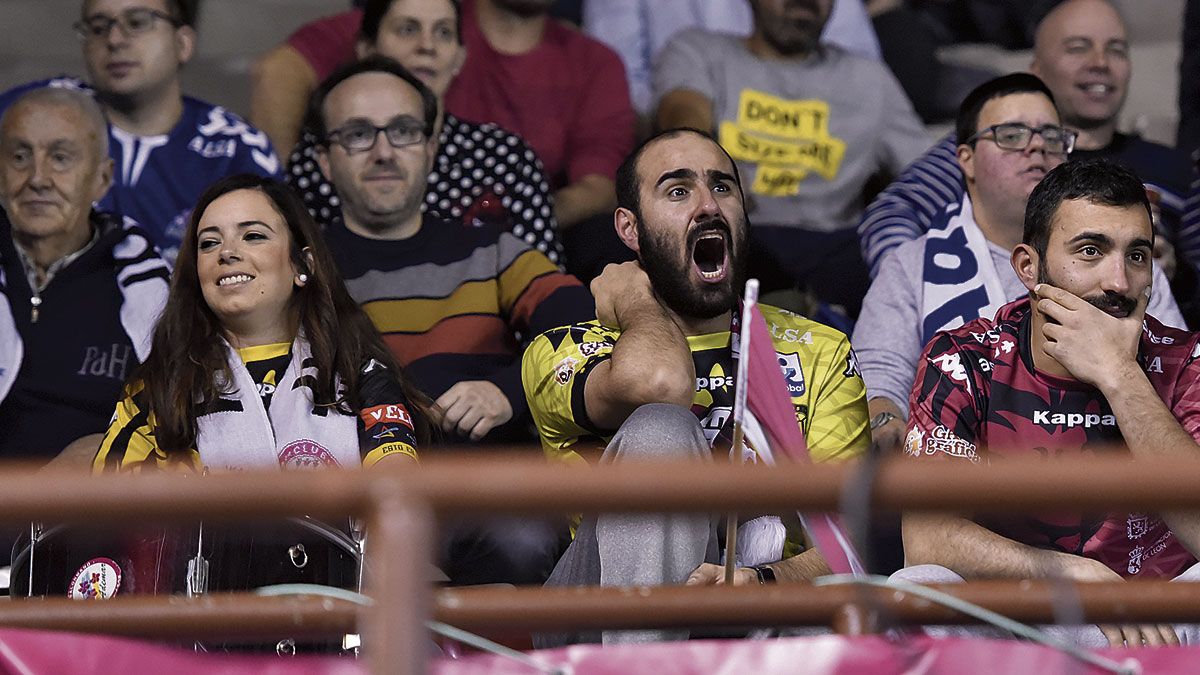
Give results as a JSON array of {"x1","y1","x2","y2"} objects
[{"x1": 94, "y1": 174, "x2": 430, "y2": 473}]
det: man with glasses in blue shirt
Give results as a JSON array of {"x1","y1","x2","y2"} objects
[
  {"x1": 0, "y1": 0, "x2": 281, "y2": 263},
  {"x1": 852, "y1": 73, "x2": 1184, "y2": 457}
]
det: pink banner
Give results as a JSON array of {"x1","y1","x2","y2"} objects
[
  {"x1": 742, "y1": 302, "x2": 865, "y2": 575},
  {"x1": 435, "y1": 634, "x2": 1194, "y2": 675}
]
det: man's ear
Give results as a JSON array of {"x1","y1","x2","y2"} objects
[
  {"x1": 614, "y1": 207, "x2": 640, "y2": 252},
  {"x1": 175, "y1": 25, "x2": 197, "y2": 66},
  {"x1": 1011, "y1": 243, "x2": 1039, "y2": 292},
  {"x1": 956, "y1": 143, "x2": 976, "y2": 184},
  {"x1": 91, "y1": 156, "x2": 114, "y2": 204}
]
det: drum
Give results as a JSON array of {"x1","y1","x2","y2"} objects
[{"x1": 10, "y1": 517, "x2": 363, "y2": 655}]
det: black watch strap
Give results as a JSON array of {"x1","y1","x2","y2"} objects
[{"x1": 751, "y1": 564, "x2": 777, "y2": 584}]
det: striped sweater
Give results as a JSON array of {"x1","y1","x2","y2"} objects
[
  {"x1": 324, "y1": 214, "x2": 595, "y2": 443},
  {"x1": 858, "y1": 132, "x2": 1196, "y2": 279}
]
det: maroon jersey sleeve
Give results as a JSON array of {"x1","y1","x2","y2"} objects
[
  {"x1": 904, "y1": 332, "x2": 984, "y2": 464},
  {"x1": 1170, "y1": 344, "x2": 1200, "y2": 441}
]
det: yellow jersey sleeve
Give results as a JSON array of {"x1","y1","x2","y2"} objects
[
  {"x1": 94, "y1": 382, "x2": 202, "y2": 474},
  {"x1": 521, "y1": 321, "x2": 620, "y2": 462}
]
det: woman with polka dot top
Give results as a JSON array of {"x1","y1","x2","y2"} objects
[{"x1": 287, "y1": 0, "x2": 565, "y2": 266}]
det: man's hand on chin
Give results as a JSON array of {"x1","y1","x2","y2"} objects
[{"x1": 1034, "y1": 283, "x2": 1147, "y2": 390}]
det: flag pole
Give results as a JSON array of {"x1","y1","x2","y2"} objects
[{"x1": 723, "y1": 279, "x2": 759, "y2": 585}]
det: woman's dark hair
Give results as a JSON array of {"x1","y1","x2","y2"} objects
[
  {"x1": 360, "y1": 0, "x2": 462, "y2": 46},
  {"x1": 134, "y1": 174, "x2": 430, "y2": 454}
]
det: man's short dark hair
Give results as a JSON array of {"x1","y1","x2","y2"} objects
[
  {"x1": 360, "y1": 0, "x2": 462, "y2": 46},
  {"x1": 307, "y1": 55, "x2": 440, "y2": 144},
  {"x1": 83, "y1": 0, "x2": 198, "y2": 27},
  {"x1": 1023, "y1": 158, "x2": 1152, "y2": 258},
  {"x1": 165, "y1": 0, "x2": 198, "y2": 27},
  {"x1": 955, "y1": 73, "x2": 1056, "y2": 146},
  {"x1": 615, "y1": 128, "x2": 742, "y2": 216}
]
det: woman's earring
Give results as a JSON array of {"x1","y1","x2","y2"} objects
[{"x1": 297, "y1": 273, "x2": 309, "y2": 284}]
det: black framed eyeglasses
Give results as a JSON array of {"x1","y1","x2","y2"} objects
[
  {"x1": 965, "y1": 122, "x2": 1077, "y2": 155},
  {"x1": 325, "y1": 119, "x2": 428, "y2": 153},
  {"x1": 74, "y1": 8, "x2": 180, "y2": 40}
]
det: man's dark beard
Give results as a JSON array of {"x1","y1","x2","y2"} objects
[
  {"x1": 1037, "y1": 265, "x2": 1138, "y2": 317},
  {"x1": 637, "y1": 216, "x2": 745, "y2": 321},
  {"x1": 758, "y1": 0, "x2": 826, "y2": 56}
]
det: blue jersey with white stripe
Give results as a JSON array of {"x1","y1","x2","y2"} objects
[{"x1": 0, "y1": 77, "x2": 281, "y2": 263}]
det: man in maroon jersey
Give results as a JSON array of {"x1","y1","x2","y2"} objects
[{"x1": 899, "y1": 159, "x2": 1200, "y2": 648}]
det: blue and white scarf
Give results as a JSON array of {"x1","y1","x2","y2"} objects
[{"x1": 920, "y1": 196, "x2": 1008, "y2": 345}]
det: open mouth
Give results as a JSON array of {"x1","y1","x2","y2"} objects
[
  {"x1": 218, "y1": 273, "x2": 254, "y2": 287},
  {"x1": 690, "y1": 230, "x2": 730, "y2": 284},
  {"x1": 1077, "y1": 82, "x2": 1114, "y2": 98}
]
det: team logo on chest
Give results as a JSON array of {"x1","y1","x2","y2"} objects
[
  {"x1": 278, "y1": 439, "x2": 340, "y2": 469},
  {"x1": 776, "y1": 352, "x2": 805, "y2": 396}
]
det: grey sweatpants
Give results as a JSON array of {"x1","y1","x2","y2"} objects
[
  {"x1": 535, "y1": 403, "x2": 720, "y2": 648},
  {"x1": 890, "y1": 563, "x2": 1200, "y2": 646}
]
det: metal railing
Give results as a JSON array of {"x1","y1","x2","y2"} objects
[{"x1": 4, "y1": 455, "x2": 1200, "y2": 673}]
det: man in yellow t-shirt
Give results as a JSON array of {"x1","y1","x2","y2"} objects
[{"x1": 522, "y1": 128, "x2": 869, "y2": 646}]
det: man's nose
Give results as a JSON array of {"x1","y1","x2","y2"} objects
[
  {"x1": 695, "y1": 186, "x2": 720, "y2": 216},
  {"x1": 1102, "y1": 256, "x2": 1132, "y2": 295},
  {"x1": 368, "y1": 130, "x2": 397, "y2": 161}
]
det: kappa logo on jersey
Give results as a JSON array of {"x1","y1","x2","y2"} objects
[
  {"x1": 925, "y1": 425, "x2": 979, "y2": 463},
  {"x1": 697, "y1": 363, "x2": 733, "y2": 392},
  {"x1": 361, "y1": 404, "x2": 415, "y2": 430},
  {"x1": 843, "y1": 349, "x2": 861, "y2": 378},
  {"x1": 930, "y1": 351, "x2": 971, "y2": 392},
  {"x1": 776, "y1": 352, "x2": 805, "y2": 396},
  {"x1": 578, "y1": 341, "x2": 611, "y2": 357},
  {"x1": 699, "y1": 406, "x2": 732, "y2": 445},
  {"x1": 1032, "y1": 410, "x2": 1116, "y2": 429}
]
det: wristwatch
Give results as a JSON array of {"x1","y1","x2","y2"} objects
[
  {"x1": 751, "y1": 564, "x2": 776, "y2": 584},
  {"x1": 870, "y1": 411, "x2": 898, "y2": 430}
]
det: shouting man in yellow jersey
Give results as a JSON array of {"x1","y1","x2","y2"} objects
[{"x1": 522, "y1": 128, "x2": 871, "y2": 646}]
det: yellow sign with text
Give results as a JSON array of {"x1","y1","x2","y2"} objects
[{"x1": 718, "y1": 89, "x2": 846, "y2": 197}]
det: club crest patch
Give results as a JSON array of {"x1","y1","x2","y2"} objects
[
  {"x1": 278, "y1": 439, "x2": 340, "y2": 469},
  {"x1": 69, "y1": 557, "x2": 122, "y2": 600}
]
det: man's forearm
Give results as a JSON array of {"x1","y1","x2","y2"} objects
[
  {"x1": 903, "y1": 513, "x2": 1081, "y2": 580},
  {"x1": 1101, "y1": 362, "x2": 1200, "y2": 556},
  {"x1": 766, "y1": 547, "x2": 831, "y2": 583},
  {"x1": 606, "y1": 300, "x2": 695, "y2": 408},
  {"x1": 249, "y1": 44, "x2": 317, "y2": 156},
  {"x1": 554, "y1": 175, "x2": 616, "y2": 229}
]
